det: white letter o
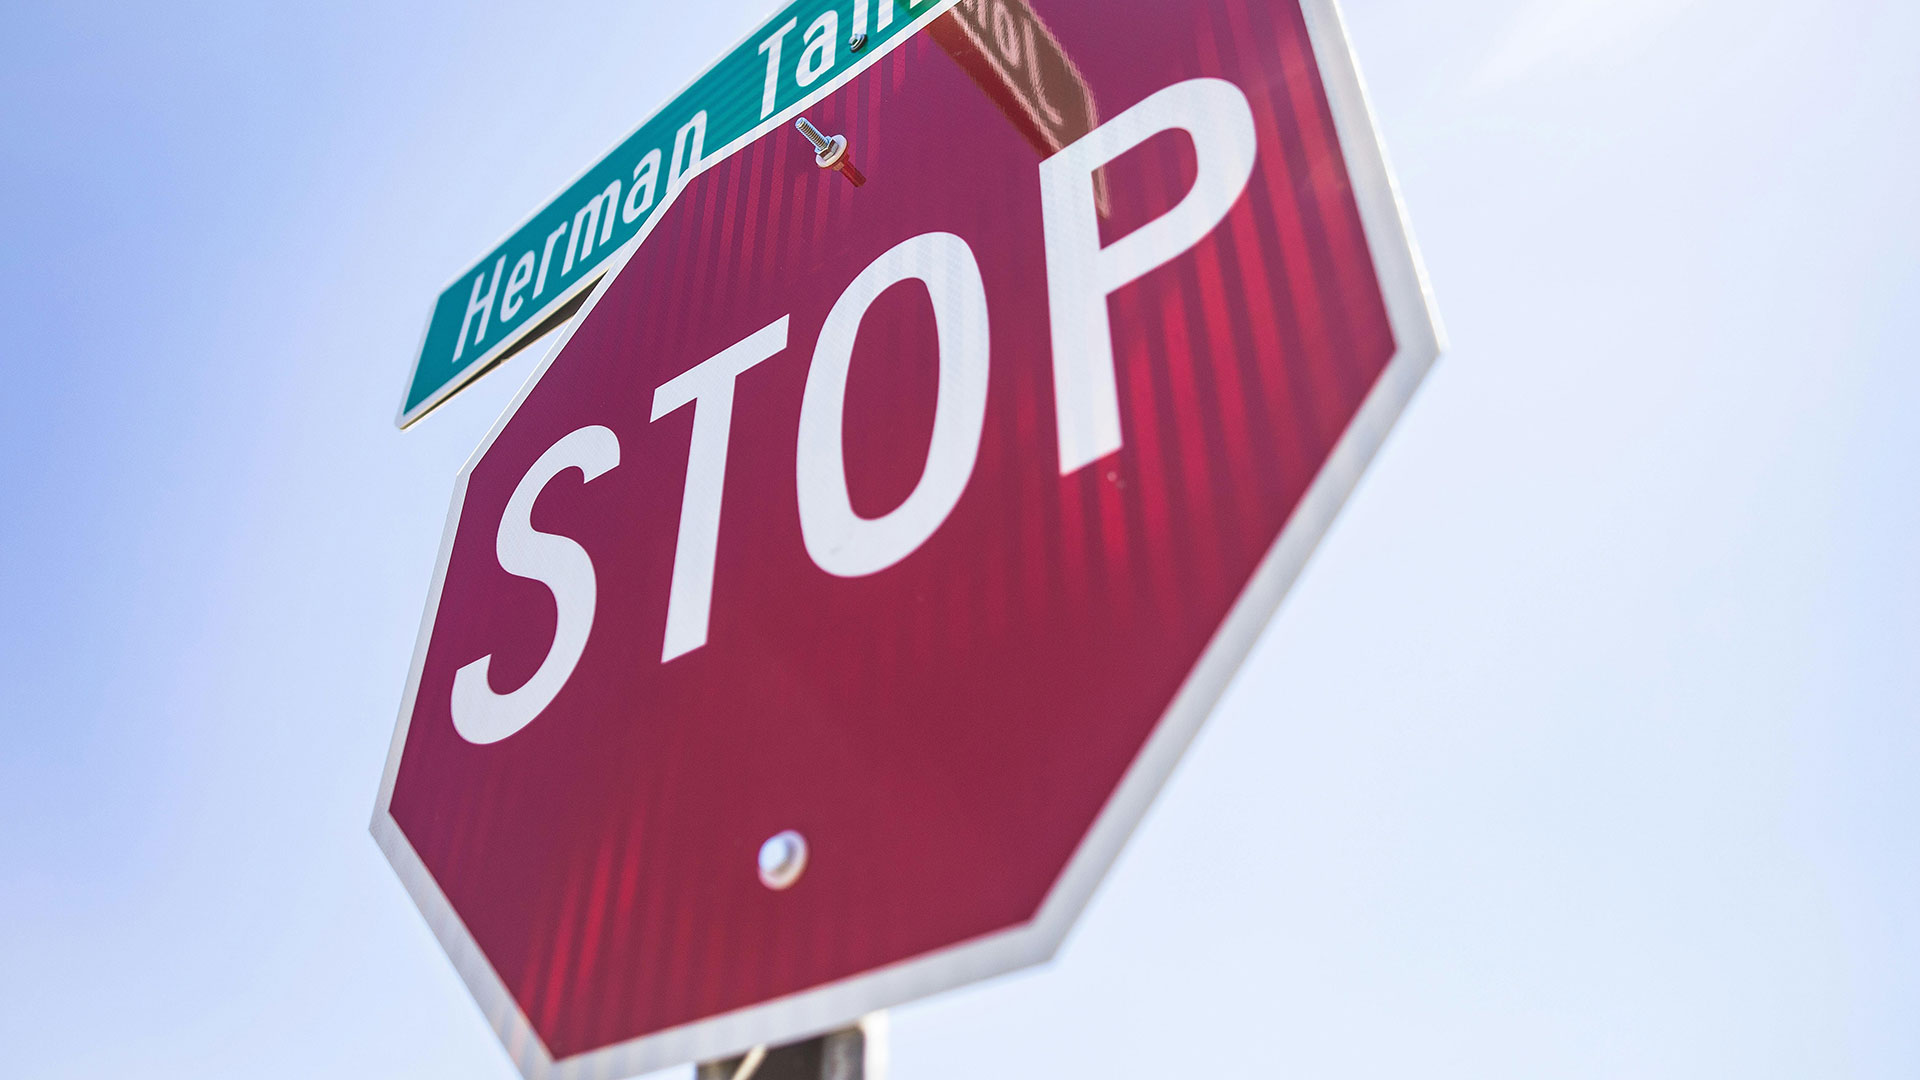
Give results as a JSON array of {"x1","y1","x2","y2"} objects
[{"x1": 796, "y1": 231, "x2": 990, "y2": 578}]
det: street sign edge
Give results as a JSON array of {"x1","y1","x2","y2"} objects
[
  {"x1": 371, "y1": 0, "x2": 1444, "y2": 1073},
  {"x1": 1015, "y1": 0, "x2": 1445, "y2": 969}
]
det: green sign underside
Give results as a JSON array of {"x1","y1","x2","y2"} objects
[{"x1": 400, "y1": 0, "x2": 942, "y2": 427}]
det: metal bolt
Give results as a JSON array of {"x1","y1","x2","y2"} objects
[
  {"x1": 794, "y1": 117, "x2": 834, "y2": 156},
  {"x1": 849, "y1": 31, "x2": 869, "y2": 52},
  {"x1": 757, "y1": 830, "x2": 808, "y2": 890},
  {"x1": 794, "y1": 117, "x2": 865, "y2": 186}
]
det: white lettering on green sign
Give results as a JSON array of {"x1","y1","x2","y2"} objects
[{"x1": 400, "y1": 0, "x2": 943, "y2": 428}]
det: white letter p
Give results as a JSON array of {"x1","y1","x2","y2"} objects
[{"x1": 1039, "y1": 77, "x2": 1258, "y2": 475}]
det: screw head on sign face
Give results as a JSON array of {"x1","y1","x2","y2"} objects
[
  {"x1": 815, "y1": 134, "x2": 848, "y2": 170},
  {"x1": 794, "y1": 118, "x2": 853, "y2": 173},
  {"x1": 849, "y1": 31, "x2": 868, "y2": 52},
  {"x1": 757, "y1": 830, "x2": 808, "y2": 890}
]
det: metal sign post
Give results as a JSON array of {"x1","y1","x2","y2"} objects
[{"x1": 696, "y1": 1018, "x2": 883, "y2": 1080}]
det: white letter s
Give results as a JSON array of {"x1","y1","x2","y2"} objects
[{"x1": 451, "y1": 425, "x2": 619, "y2": 744}]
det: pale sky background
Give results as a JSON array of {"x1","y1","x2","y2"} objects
[{"x1": 2, "y1": 0, "x2": 1915, "y2": 1077}]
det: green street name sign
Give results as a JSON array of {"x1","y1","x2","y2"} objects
[{"x1": 398, "y1": 0, "x2": 941, "y2": 428}]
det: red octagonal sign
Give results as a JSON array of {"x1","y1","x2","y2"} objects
[{"x1": 374, "y1": 0, "x2": 1438, "y2": 1075}]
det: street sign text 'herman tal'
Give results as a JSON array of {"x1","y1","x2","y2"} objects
[
  {"x1": 398, "y1": 0, "x2": 949, "y2": 427},
  {"x1": 375, "y1": 0, "x2": 1439, "y2": 1076}
]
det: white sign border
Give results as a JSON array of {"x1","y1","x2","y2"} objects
[{"x1": 372, "y1": 0, "x2": 1443, "y2": 1073}]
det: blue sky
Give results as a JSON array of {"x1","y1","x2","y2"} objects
[{"x1": 2, "y1": 0, "x2": 1915, "y2": 1077}]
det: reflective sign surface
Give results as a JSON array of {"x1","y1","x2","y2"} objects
[{"x1": 374, "y1": 1, "x2": 1437, "y2": 1074}]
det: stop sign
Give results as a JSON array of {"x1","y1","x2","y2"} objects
[{"x1": 374, "y1": 0, "x2": 1438, "y2": 1075}]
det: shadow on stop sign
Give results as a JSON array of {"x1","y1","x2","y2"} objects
[{"x1": 373, "y1": 0, "x2": 1438, "y2": 1075}]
